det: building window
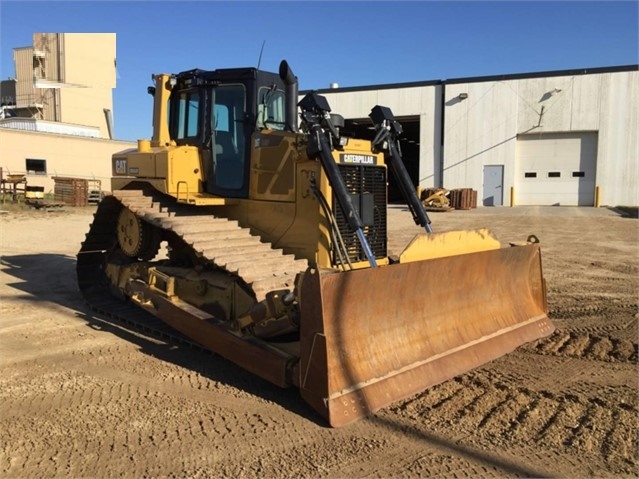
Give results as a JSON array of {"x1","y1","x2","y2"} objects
[
  {"x1": 548, "y1": 172, "x2": 561, "y2": 178},
  {"x1": 524, "y1": 172, "x2": 537, "y2": 178},
  {"x1": 572, "y1": 171, "x2": 585, "y2": 177},
  {"x1": 26, "y1": 158, "x2": 47, "y2": 175}
]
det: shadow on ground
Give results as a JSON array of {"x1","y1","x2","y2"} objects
[{"x1": 0, "y1": 253, "x2": 323, "y2": 426}]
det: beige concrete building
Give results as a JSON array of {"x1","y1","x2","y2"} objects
[
  {"x1": 1, "y1": 33, "x2": 134, "y2": 197},
  {"x1": 12, "y1": 33, "x2": 116, "y2": 138},
  {"x1": 0, "y1": 127, "x2": 134, "y2": 193}
]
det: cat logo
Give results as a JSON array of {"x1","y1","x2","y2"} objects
[
  {"x1": 114, "y1": 158, "x2": 127, "y2": 175},
  {"x1": 339, "y1": 154, "x2": 377, "y2": 165}
]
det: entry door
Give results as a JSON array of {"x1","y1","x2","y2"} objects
[{"x1": 483, "y1": 165, "x2": 504, "y2": 206}]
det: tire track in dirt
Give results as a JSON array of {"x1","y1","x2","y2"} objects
[
  {"x1": 548, "y1": 301, "x2": 637, "y2": 323},
  {"x1": 1, "y1": 340, "x2": 332, "y2": 478},
  {"x1": 333, "y1": 412, "x2": 573, "y2": 479},
  {"x1": 1, "y1": 344, "x2": 561, "y2": 479},
  {"x1": 384, "y1": 371, "x2": 638, "y2": 477},
  {"x1": 1, "y1": 368, "x2": 319, "y2": 478},
  {"x1": 524, "y1": 329, "x2": 637, "y2": 363}
]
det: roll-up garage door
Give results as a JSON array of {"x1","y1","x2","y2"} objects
[{"x1": 515, "y1": 132, "x2": 598, "y2": 206}]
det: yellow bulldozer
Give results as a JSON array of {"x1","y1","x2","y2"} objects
[{"x1": 77, "y1": 60, "x2": 553, "y2": 427}]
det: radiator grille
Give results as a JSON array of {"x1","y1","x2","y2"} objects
[{"x1": 332, "y1": 164, "x2": 387, "y2": 264}]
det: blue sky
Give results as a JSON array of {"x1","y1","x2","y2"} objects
[{"x1": 1, "y1": 1, "x2": 637, "y2": 141}]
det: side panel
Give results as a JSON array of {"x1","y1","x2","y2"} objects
[
  {"x1": 245, "y1": 161, "x2": 326, "y2": 263},
  {"x1": 249, "y1": 131, "x2": 299, "y2": 202},
  {"x1": 110, "y1": 145, "x2": 202, "y2": 196}
]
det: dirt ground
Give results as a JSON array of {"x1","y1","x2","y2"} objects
[{"x1": 1, "y1": 203, "x2": 637, "y2": 479}]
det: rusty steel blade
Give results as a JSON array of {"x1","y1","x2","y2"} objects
[{"x1": 298, "y1": 243, "x2": 553, "y2": 427}]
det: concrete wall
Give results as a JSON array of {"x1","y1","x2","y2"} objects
[
  {"x1": 62, "y1": 33, "x2": 116, "y2": 88},
  {"x1": 59, "y1": 87, "x2": 114, "y2": 139},
  {"x1": 0, "y1": 128, "x2": 134, "y2": 194},
  {"x1": 59, "y1": 34, "x2": 116, "y2": 139}
]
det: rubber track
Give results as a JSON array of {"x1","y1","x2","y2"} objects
[{"x1": 77, "y1": 190, "x2": 308, "y2": 345}]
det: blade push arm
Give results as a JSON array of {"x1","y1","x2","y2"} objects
[
  {"x1": 298, "y1": 92, "x2": 378, "y2": 268},
  {"x1": 370, "y1": 105, "x2": 433, "y2": 233}
]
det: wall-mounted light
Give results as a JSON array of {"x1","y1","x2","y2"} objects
[
  {"x1": 458, "y1": 92, "x2": 468, "y2": 100},
  {"x1": 552, "y1": 88, "x2": 562, "y2": 95}
]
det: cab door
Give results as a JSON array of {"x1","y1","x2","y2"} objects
[{"x1": 205, "y1": 84, "x2": 249, "y2": 198}]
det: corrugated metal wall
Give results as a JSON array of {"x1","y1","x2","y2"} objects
[
  {"x1": 13, "y1": 47, "x2": 34, "y2": 110},
  {"x1": 32, "y1": 33, "x2": 61, "y2": 121},
  {"x1": 443, "y1": 71, "x2": 638, "y2": 206},
  {"x1": 320, "y1": 68, "x2": 638, "y2": 206}
]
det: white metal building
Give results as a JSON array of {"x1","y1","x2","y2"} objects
[{"x1": 316, "y1": 65, "x2": 638, "y2": 207}]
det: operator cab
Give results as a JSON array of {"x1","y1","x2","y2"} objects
[{"x1": 167, "y1": 65, "x2": 296, "y2": 198}]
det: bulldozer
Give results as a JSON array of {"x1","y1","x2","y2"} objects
[{"x1": 77, "y1": 60, "x2": 553, "y2": 427}]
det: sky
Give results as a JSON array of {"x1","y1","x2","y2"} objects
[{"x1": 0, "y1": 0, "x2": 637, "y2": 141}]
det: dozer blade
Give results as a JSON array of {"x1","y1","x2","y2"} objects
[{"x1": 298, "y1": 243, "x2": 553, "y2": 427}]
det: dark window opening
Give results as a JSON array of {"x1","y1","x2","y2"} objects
[
  {"x1": 572, "y1": 171, "x2": 585, "y2": 177},
  {"x1": 524, "y1": 172, "x2": 537, "y2": 178},
  {"x1": 26, "y1": 158, "x2": 46, "y2": 175},
  {"x1": 548, "y1": 172, "x2": 561, "y2": 178}
]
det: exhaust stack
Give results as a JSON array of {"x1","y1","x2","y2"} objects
[{"x1": 279, "y1": 60, "x2": 298, "y2": 132}]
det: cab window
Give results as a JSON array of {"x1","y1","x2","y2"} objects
[
  {"x1": 172, "y1": 90, "x2": 200, "y2": 141},
  {"x1": 257, "y1": 87, "x2": 285, "y2": 130}
]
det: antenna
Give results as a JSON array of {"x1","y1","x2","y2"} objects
[{"x1": 257, "y1": 40, "x2": 266, "y2": 70}]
